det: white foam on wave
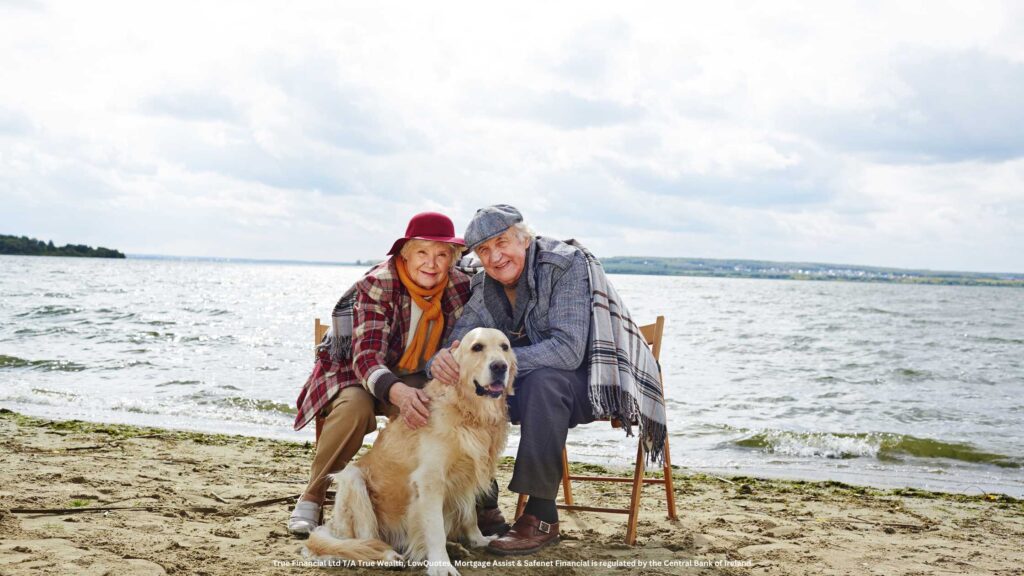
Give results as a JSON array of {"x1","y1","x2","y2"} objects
[{"x1": 755, "y1": 430, "x2": 881, "y2": 459}]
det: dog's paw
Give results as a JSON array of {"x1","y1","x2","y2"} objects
[
  {"x1": 445, "y1": 541, "x2": 470, "y2": 560},
  {"x1": 426, "y1": 564, "x2": 460, "y2": 576},
  {"x1": 467, "y1": 533, "x2": 498, "y2": 547},
  {"x1": 383, "y1": 549, "x2": 404, "y2": 563}
]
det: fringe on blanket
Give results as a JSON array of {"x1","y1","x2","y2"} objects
[{"x1": 568, "y1": 239, "x2": 668, "y2": 466}]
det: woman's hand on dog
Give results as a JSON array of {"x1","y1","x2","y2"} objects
[
  {"x1": 431, "y1": 340, "x2": 461, "y2": 387},
  {"x1": 389, "y1": 383, "x2": 432, "y2": 429}
]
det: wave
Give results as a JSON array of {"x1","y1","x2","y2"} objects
[
  {"x1": 100, "y1": 360, "x2": 156, "y2": 370},
  {"x1": 183, "y1": 307, "x2": 232, "y2": 316},
  {"x1": 31, "y1": 388, "x2": 80, "y2": 399},
  {"x1": 891, "y1": 367, "x2": 933, "y2": 380},
  {"x1": 110, "y1": 400, "x2": 163, "y2": 415},
  {"x1": 854, "y1": 306, "x2": 905, "y2": 317},
  {"x1": 972, "y1": 336, "x2": 1024, "y2": 345},
  {"x1": 95, "y1": 308, "x2": 137, "y2": 320},
  {"x1": 183, "y1": 392, "x2": 296, "y2": 416},
  {"x1": 14, "y1": 326, "x2": 76, "y2": 336},
  {"x1": 178, "y1": 335, "x2": 236, "y2": 344},
  {"x1": 219, "y1": 396, "x2": 297, "y2": 415},
  {"x1": 156, "y1": 379, "x2": 202, "y2": 388},
  {"x1": 14, "y1": 305, "x2": 82, "y2": 318},
  {"x1": 734, "y1": 429, "x2": 1021, "y2": 468},
  {"x1": 0, "y1": 354, "x2": 87, "y2": 372}
]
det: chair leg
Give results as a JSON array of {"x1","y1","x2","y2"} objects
[
  {"x1": 625, "y1": 440, "x2": 645, "y2": 545},
  {"x1": 514, "y1": 492, "x2": 527, "y2": 521},
  {"x1": 662, "y1": 435, "x2": 678, "y2": 520},
  {"x1": 560, "y1": 447, "x2": 574, "y2": 506}
]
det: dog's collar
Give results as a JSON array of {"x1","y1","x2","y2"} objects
[{"x1": 474, "y1": 380, "x2": 504, "y2": 399}]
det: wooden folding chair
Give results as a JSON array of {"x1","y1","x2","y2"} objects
[
  {"x1": 303, "y1": 318, "x2": 334, "y2": 518},
  {"x1": 313, "y1": 318, "x2": 330, "y2": 444},
  {"x1": 514, "y1": 315, "x2": 678, "y2": 545}
]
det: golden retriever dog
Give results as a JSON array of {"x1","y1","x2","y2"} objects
[{"x1": 306, "y1": 327, "x2": 515, "y2": 576}]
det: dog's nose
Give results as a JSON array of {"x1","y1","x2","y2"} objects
[{"x1": 490, "y1": 361, "x2": 507, "y2": 375}]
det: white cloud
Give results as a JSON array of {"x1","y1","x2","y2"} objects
[{"x1": 1, "y1": 0, "x2": 1022, "y2": 272}]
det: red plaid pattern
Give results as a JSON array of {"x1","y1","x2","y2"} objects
[{"x1": 293, "y1": 259, "x2": 472, "y2": 431}]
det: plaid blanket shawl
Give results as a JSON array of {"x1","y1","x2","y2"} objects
[
  {"x1": 567, "y1": 240, "x2": 668, "y2": 465},
  {"x1": 292, "y1": 274, "x2": 363, "y2": 431},
  {"x1": 323, "y1": 285, "x2": 359, "y2": 362}
]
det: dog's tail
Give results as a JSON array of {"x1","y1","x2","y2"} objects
[
  {"x1": 306, "y1": 526, "x2": 397, "y2": 562},
  {"x1": 304, "y1": 465, "x2": 399, "y2": 563}
]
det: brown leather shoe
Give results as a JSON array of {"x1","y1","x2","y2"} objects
[
  {"x1": 487, "y1": 513, "x2": 559, "y2": 556},
  {"x1": 477, "y1": 507, "x2": 512, "y2": 537}
]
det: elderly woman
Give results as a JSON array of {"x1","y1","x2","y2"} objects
[{"x1": 288, "y1": 212, "x2": 506, "y2": 536}]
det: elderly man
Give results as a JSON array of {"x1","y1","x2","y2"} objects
[{"x1": 429, "y1": 204, "x2": 594, "y2": 555}]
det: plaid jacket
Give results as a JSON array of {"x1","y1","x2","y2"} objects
[{"x1": 293, "y1": 259, "x2": 472, "y2": 431}]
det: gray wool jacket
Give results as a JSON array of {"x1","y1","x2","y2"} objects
[{"x1": 430, "y1": 236, "x2": 591, "y2": 375}]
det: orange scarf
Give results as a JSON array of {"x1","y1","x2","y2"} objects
[{"x1": 395, "y1": 257, "x2": 448, "y2": 372}]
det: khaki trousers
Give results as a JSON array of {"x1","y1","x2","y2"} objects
[{"x1": 302, "y1": 373, "x2": 426, "y2": 502}]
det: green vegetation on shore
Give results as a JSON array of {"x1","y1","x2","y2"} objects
[
  {"x1": 0, "y1": 234, "x2": 125, "y2": 259},
  {"x1": 601, "y1": 256, "x2": 1024, "y2": 287}
]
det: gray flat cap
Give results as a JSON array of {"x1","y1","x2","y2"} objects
[{"x1": 464, "y1": 204, "x2": 523, "y2": 251}]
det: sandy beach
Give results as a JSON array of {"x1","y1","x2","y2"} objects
[{"x1": 1, "y1": 409, "x2": 1021, "y2": 576}]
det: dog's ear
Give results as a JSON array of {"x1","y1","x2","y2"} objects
[
  {"x1": 451, "y1": 334, "x2": 469, "y2": 366},
  {"x1": 506, "y1": 342, "x2": 518, "y2": 395}
]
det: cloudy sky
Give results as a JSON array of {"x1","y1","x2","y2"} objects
[{"x1": 1, "y1": 1, "x2": 1022, "y2": 272}]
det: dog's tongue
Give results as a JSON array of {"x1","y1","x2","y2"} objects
[{"x1": 475, "y1": 380, "x2": 505, "y2": 398}]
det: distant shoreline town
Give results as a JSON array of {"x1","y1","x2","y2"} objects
[
  {"x1": 5, "y1": 233, "x2": 1019, "y2": 287},
  {"x1": 599, "y1": 256, "x2": 1024, "y2": 287}
]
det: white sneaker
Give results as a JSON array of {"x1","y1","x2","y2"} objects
[{"x1": 288, "y1": 499, "x2": 321, "y2": 537}]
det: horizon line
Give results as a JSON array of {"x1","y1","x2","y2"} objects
[{"x1": 123, "y1": 253, "x2": 1023, "y2": 278}]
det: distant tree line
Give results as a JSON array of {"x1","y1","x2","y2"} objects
[{"x1": 0, "y1": 234, "x2": 125, "y2": 258}]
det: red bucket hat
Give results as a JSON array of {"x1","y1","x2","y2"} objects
[{"x1": 386, "y1": 212, "x2": 465, "y2": 256}]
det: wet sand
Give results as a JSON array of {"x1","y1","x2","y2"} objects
[{"x1": 1, "y1": 409, "x2": 1022, "y2": 575}]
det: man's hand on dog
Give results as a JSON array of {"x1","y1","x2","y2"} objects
[
  {"x1": 389, "y1": 383, "x2": 431, "y2": 429},
  {"x1": 431, "y1": 340, "x2": 461, "y2": 387}
]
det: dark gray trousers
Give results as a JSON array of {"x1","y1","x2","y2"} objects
[{"x1": 506, "y1": 365, "x2": 594, "y2": 500}]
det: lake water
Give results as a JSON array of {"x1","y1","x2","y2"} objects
[{"x1": 2, "y1": 254, "x2": 1022, "y2": 497}]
